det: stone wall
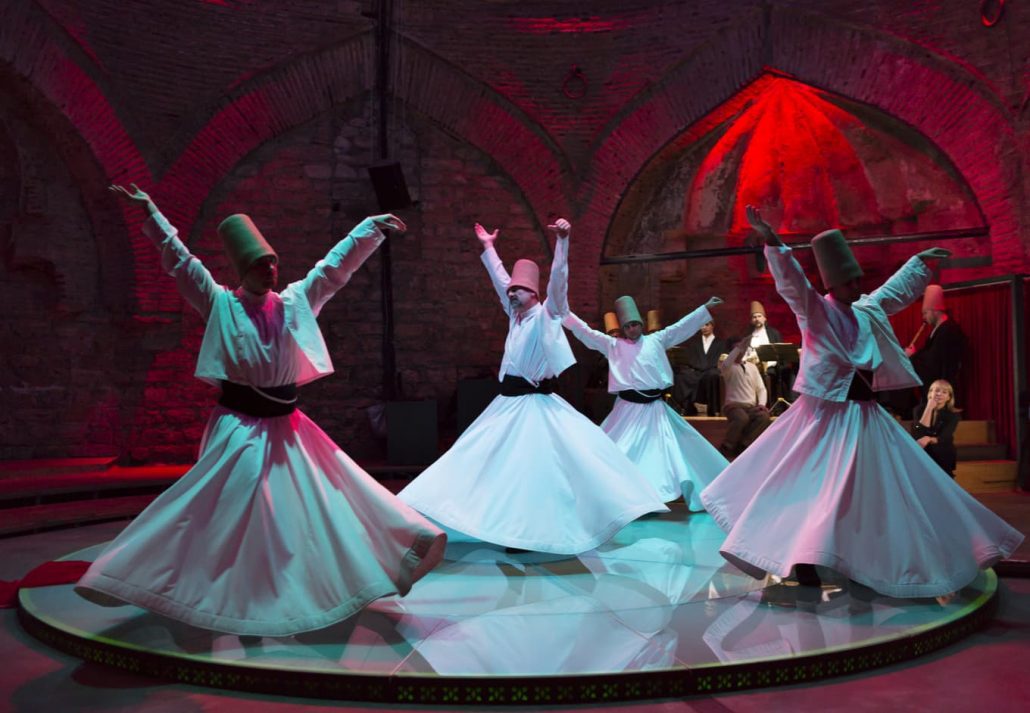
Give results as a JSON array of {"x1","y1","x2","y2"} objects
[{"x1": 0, "y1": 0, "x2": 1026, "y2": 461}]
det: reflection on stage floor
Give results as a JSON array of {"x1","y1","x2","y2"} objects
[{"x1": 18, "y1": 506, "x2": 998, "y2": 704}]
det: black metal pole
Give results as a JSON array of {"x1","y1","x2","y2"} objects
[
  {"x1": 1011, "y1": 276, "x2": 1026, "y2": 486},
  {"x1": 376, "y1": 0, "x2": 398, "y2": 402},
  {"x1": 600, "y1": 226, "x2": 990, "y2": 266}
]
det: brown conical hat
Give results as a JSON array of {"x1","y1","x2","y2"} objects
[
  {"x1": 750, "y1": 301, "x2": 766, "y2": 317},
  {"x1": 603, "y1": 312, "x2": 620, "y2": 336},
  {"x1": 922, "y1": 284, "x2": 946, "y2": 311},
  {"x1": 218, "y1": 214, "x2": 277, "y2": 278},
  {"x1": 811, "y1": 228, "x2": 863, "y2": 289},
  {"x1": 646, "y1": 309, "x2": 661, "y2": 333},
  {"x1": 509, "y1": 259, "x2": 540, "y2": 295},
  {"x1": 614, "y1": 296, "x2": 642, "y2": 327}
]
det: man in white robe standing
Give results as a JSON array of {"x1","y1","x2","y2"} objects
[
  {"x1": 76, "y1": 184, "x2": 446, "y2": 636},
  {"x1": 399, "y1": 219, "x2": 668, "y2": 554},
  {"x1": 563, "y1": 296, "x2": 728, "y2": 508}
]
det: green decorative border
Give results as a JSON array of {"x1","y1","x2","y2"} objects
[{"x1": 18, "y1": 574, "x2": 998, "y2": 705}]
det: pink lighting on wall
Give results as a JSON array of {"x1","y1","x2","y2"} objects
[{"x1": 510, "y1": 17, "x2": 630, "y2": 34}]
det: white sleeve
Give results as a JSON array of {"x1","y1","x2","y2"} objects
[
  {"x1": 563, "y1": 311, "x2": 614, "y2": 354},
  {"x1": 142, "y1": 212, "x2": 220, "y2": 319},
  {"x1": 655, "y1": 305, "x2": 713, "y2": 349},
  {"x1": 480, "y1": 245, "x2": 513, "y2": 316},
  {"x1": 297, "y1": 218, "x2": 386, "y2": 317},
  {"x1": 543, "y1": 236, "x2": 569, "y2": 318}
]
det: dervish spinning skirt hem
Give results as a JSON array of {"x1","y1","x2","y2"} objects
[
  {"x1": 76, "y1": 407, "x2": 447, "y2": 637},
  {"x1": 700, "y1": 395, "x2": 1023, "y2": 598},
  {"x1": 601, "y1": 398, "x2": 728, "y2": 508},
  {"x1": 399, "y1": 392, "x2": 669, "y2": 555}
]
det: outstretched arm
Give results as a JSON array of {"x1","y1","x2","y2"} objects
[
  {"x1": 563, "y1": 311, "x2": 614, "y2": 354},
  {"x1": 300, "y1": 214, "x2": 405, "y2": 316},
  {"x1": 110, "y1": 184, "x2": 218, "y2": 318},
  {"x1": 543, "y1": 218, "x2": 571, "y2": 318},
  {"x1": 656, "y1": 297, "x2": 721, "y2": 349},
  {"x1": 747, "y1": 205, "x2": 821, "y2": 323},
  {"x1": 719, "y1": 334, "x2": 751, "y2": 374},
  {"x1": 867, "y1": 248, "x2": 948, "y2": 316},
  {"x1": 477, "y1": 223, "x2": 512, "y2": 316}
]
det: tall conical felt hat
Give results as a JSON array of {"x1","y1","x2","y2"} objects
[
  {"x1": 509, "y1": 259, "x2": 540, "y2": 295},
  {"x1": 922, "y1": 284, "x2": 946, "y2": 311},
  {"x1": 646, "y1": 309, "x2": 661, "y2": 333},
  {"x1": 614, "y1": 296, "x2": 642, "y2": 326},
  {"x1": 811, "y1": 228, "x2": 863, "y2": 289},
  {"x1": 218, "y1": 214, "x2": 277, "y2": 278},
  {"x1": 603, "y1": 311, "x2": 620, "y2": 335},
  {"x1": 750, "y1": 301, "x2": 766, "y2": 317}
]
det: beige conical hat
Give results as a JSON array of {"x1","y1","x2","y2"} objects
[
  {"x1": 218, "y1": 214, "x2": 277, "y2": 278},
  {"x1": 646, "y1": 309, "x2": 661, "y2": 333},
  {"x1": 509, "y1": 259, "x2": 540, "y2": 295},
  {"x1": 750, "y1": 301, "x2": 766, "y2": 317},
  {"x1": 811, "y1": 228, "x2": 863, "y2": 289},
  {"x1": 603, "y1": 312, "x2": 620, "y2": 335},
  {"x1": 614, "y1": 296, "x2": 642, "y2": 326},
  {"x1": 923, "y1": 284, "x2": 946, "y2": 311}
]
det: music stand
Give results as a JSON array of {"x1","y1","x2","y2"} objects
[{"x1": 756, "y1": 343, "x2": 800, "y2": 414}]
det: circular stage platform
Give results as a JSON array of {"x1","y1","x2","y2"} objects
[{"x1": 19, "y1": 507, "x2": 998, "y2": 705}]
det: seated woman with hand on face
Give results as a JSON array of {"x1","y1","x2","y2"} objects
[{"x1": 911, "y1": 379, "x2": 960, "y2": 478}]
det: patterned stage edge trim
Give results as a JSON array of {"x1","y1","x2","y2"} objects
[{"x1": 18, "y1": 573, "x2": 999, "y2": 705}]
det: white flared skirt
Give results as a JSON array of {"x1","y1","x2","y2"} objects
[
  {"x1": 700, "y1": 395, "x2": 1023, "y2": 598},
  {"x1": 76, "y1": 406, "x2": 446, "y2": 636},
  {"x1": 398, "y1": 393, "x2": 669, "y2": 554},
  {"x1": 602, "y1": 398, "x2": 728, "y2": 508}
]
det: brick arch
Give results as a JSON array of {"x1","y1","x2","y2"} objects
[
  {"x1": 0, "y1": 1, "x2": 153, "y2": 313},
  {"x1": 390, "y1": 37, "x2": 573, "y2": 229},
  {"x1": 4, "y1": 8, "x2": 571, "y2": 316},
  {"x1": 0, "y1": 68, "x2": 136, "y2": 313},
  {"x1": 155, "y1": 32, "x2": 574, "y2": 299},
  {"x1": 572, "y1": 6, "x2": 1023, "y2": 307}
]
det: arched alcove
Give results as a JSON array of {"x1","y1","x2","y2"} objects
[{"x1": 600, "y1": 74, "x2": 988, "y2": 339}]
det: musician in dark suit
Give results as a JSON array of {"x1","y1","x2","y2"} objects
[
  {"x1": 905, "y1": 285, "x2": 964, "y2": 395},
  {"x1": 672, "y1": 319, "x2": 728, "y2": 415}
]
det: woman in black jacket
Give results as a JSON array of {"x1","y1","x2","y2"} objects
[{"x1": 912, "y1": 379, "x2": 960, "y2": 477}]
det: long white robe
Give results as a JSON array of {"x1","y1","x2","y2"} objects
[
  {"x1": 75, "y1": 213, "x2": 446, "y2": 636},
  {"x1": 701, "y1": 245, "x2": 1023, "y2": 598},
  {"x1": 398, "y1": 236, "x2": 668, "y2": 554},
  {"x1": 563, "y1": 308, "x2": 728, "y2": 507}
]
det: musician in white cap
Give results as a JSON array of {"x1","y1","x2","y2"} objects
[
  {"x1": 905, "y1": 284, "x2": 965, "y2": 394},
  {"x1": 563, "y1": 295, "x2": 728, "y2": 507},
  {"x1": 701, "y1": 205, "x2": 1022, "y2": 599},
  {"x1": 77, "y1": 185, "x2": 446, "y2": 636},
  {"x1": 400, "y1": 220, "x2": 668, "y2": 554}
]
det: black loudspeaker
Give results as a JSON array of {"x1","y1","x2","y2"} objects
[
  {"x1": 367, "y1": 162, "x2": 412, "y2": 211},
  {"x1": 386, "y1": 400, "x2": 438, "y2": 465},
  {"x1": 456, "y1": 378, "x2": 500, "y2": 435}
]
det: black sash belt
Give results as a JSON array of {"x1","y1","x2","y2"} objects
[
  {"x1": 617, "y1": 389, "x2": 665, "y2": 404},
  {"x1": 219, "y1": 381, "x2": 298, "y2": 417},
  {"x1": 500, "y1": 375, "x2": 558, "y2": 397},
  {"x1": 846, "y1": 370, "x2": 875, "y2": 402}
]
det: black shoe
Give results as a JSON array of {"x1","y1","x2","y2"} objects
[{"x1": 793, "y1": 564, "x2": 822, "y2": 587}]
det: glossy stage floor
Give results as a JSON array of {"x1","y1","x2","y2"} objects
[{"x1": 18, "y1": 506, "x2": 998, "y2": 706}]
